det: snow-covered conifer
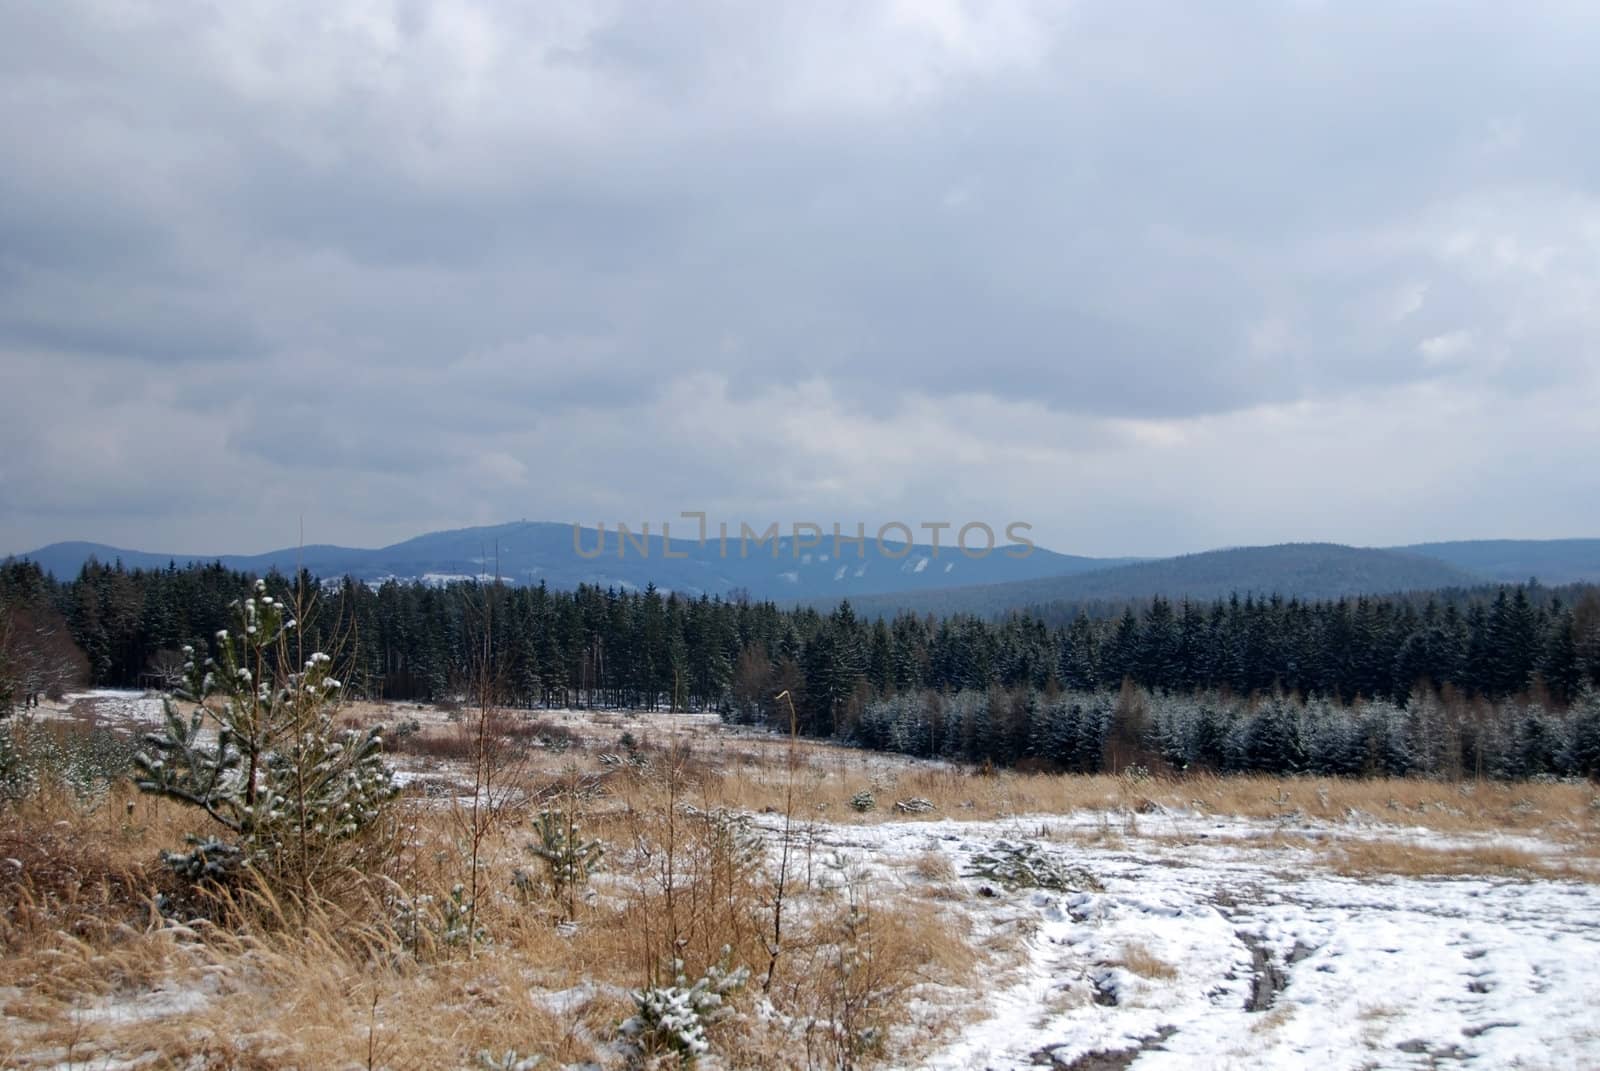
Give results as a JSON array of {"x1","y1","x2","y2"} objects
[{"x1": 134, "y1": 580, "x2": 396, "y2": 890}]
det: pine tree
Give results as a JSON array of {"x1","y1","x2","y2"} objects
[
  {"x1": 134, "y1": 580, "x2": 396, "y2": 892},
  {"x1": 527, "y1": 804, "x2": 604, "y2": 919}
]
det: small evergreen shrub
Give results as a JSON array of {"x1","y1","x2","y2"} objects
[
  {"x1": 387, "y1": 883, "x2": 488, "y2": 953},
  {"x1": 478, "y1": 1052, "x2": 542, "y2": 1071},
  {"x1": 133, "y1": 581, "x2": 397, "y2": 893},
  {"x1": 442, "y1": 882, "x2": 488, "y2": 947},
  {"x1": 687, "y1": 805, "x2": 763, "y2": 876},
  {"x1": 527, "y1": 806, "x2": 604, "y2": 917},
  {"x1": 964, "y1": 841, "x2": 1103, "y2": 892},
  {"x1": 620, "y1": 953, "x2": 749, "y2": 1066}
]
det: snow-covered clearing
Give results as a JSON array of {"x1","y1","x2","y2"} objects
[
  {"x1": 795, "y1": 812, "x2": 1600, "y2": 1069},
  {"x1": 11, "y1": 694, "x2": 1599, "y2": 1068}
]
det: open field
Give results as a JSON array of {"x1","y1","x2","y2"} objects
[{"x1": 3, "y1": 692, "x2": 1599, "y2": 1069}]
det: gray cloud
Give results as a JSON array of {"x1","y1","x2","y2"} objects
[{"x1": 3, "y1": 1, "x2": 1599, "y2": 558}]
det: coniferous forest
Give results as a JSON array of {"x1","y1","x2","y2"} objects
[{"x1": 4, "y1": 556, "x2": 1599, "y2": 779}]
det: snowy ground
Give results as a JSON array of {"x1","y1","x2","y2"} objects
[
  {"x1": 33, "y1": 688, "x2": 168, "y2": 730},
  {"x1": 791, "y1": 812, "x2": 1600, "y2": 1070},
  {"x1": 15, "y1": 694, "x2": 1600, "y2": 1069}
]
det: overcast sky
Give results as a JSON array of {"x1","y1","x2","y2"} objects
[{"x1": 3, "y1": 1, "x2": 1598, "y2": 559}]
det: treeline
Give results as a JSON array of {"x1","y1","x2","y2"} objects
[
  {"x1": 855, "y1": 687, "x2": 1600, "y2": 780},
  {"x1": 5, "y1": 557, "x2": 1600, "y2": 743}
]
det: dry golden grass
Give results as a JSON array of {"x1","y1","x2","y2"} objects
[
  {"x1": 363, "y1": 704, "x2": 1600, "y2": 840},
  {"x1": 391, "y1": 706, "x2": 1600, "y2": 893},
  {"x1": 6, "y1": 700, "x2": 1598, "y2": 1068},
  {"x1": 1112, "y1": 940, "x2": 1178, "y2": 980},
  {"x1": 1250, "y1": 1005, "x2": 1296, "y2": 1035},
  {"x1": 909, "y1": 850, "x2": 958, "y2": 883},
  {"x1": 95, "y1": 694, "x2": 1600, "y2": 837},
  {"x1": 0, "y1": 750, "x2": 986, "y2": 1070},
  {"x1": 1321, "y1": 839, "x2": 1592, "y2": 882}
]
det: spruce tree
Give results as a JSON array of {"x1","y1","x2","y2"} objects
[
  {"x1": 1570, "y1": 689, "x2": 1600, "y2": 779},
  {"x1": 1541, "y1": 610, "x2": 1581, "y2": 705}
]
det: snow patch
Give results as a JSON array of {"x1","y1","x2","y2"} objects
[{"x1": 752, "y1": 813, "x2": 1600, "y2": 1071}]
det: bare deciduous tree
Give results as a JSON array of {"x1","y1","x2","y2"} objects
[
  {"x1": 0, "y1": 601, "x2": 89, "y2": 716},
  {"x1": 145, "y1": 647, "x2": 188, "y2": 692}
]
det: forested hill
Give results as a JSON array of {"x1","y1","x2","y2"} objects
[
  {"x1": 13, "y1": 522, "x2": 1123, "y2": 602},
  {"x1": 1398, "y1": 539, "x2": 1600, "y2": 586},
  {"x1": 828, "y1": 543, "x2": 1482, "y2": 619}
]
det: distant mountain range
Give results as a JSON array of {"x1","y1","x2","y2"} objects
[
  {"x1": 11, "y1": 525, "x2": 1600, "y2": 612},
  {"x1": 10, "y1": 522, "x2": 1131, "y2": 602},
  {"x1": 1393, "y1": 540, "x2": 1600, "y2": 585},
  {"x1": 829, "y1": 543, "x2": 1487, "y2": 619}
]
